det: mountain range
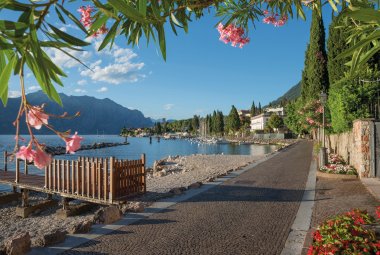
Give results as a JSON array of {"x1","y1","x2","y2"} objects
[
  {"x1": 267, "y1": 82, "x2": 301, "y2": 107},
  {"x1": 0, "y1": 91, "x2": 153, "y2": 135}
]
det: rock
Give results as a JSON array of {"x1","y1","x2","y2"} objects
[
  {"x1": 170, "y1": 188, "x2": 182, "y2": 195},
  {"x1": 34, "y1": 229, "x2": 67, "y2": 247},
  {"x1": 102, "y1": 206, "x2": 121, "y2": 224},
  {"x1": 188, "y1": 182, "x2": 202, "y2": 189},
  {"x1": 120, "y1": 202, "x2": 145, "y2": 214},
  {"x1": 68, "y1": 220, "x2": 92, "y2": 234},
  {"x1": 153, "y1": 160, "x2": 159, "y2": 173},
  {"x1": 4, "y1": 232, "x2": 31, "y2": 255}
]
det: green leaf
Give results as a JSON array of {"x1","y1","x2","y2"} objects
[
  {"x1": 327, "y1": 0, "x2": 338, "y2": 12},
  {"x1": 55, "y1": 6, "x2": 66, "y2": 24},
  {"x1": 337, "y1": 30, "x2": 380, "y2": 59},
  {"x1": 138, "y1": 0, "x2": 147, "y2": 17},
  {"x1": 345, "y1": 7, "x2": 380, "y2": 23},
  {"x1": 97, "y1": 20, "x2": 120, "y2": 51},
  {"x1": 92, "y1": 0, "x2": 119, "y2": 19},
  {"x1": 0, "y1": 56, "x2": 15, "y2": 106},
  {"x1": 170, "y1": 13, "x2": 183, "y2": 27},
  {"x1": 108, "y1": 0, "x2": 145, "y2": 23},
  {"x1": 0, "y1": 20, "x2": 28, "y2": 30},
  {"x1": 48, "y1": 23, "x2": 90, "y2": 47},
  {"x1": 156, "y1": 24, "x2": 166, "y2": 61},
  {"x1": 57, "y1": 4, "x2": 88, "y2": 34}
]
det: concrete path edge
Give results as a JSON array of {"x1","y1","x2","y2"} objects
[
  {"x1": 281, "y1": 145, "x2": 316, "y2": 255},
  {"x1": 29, "y1": 144, "x2": 300, "y2": 255}
]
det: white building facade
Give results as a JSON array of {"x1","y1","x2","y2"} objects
[
  {"x1": 250, "y1": 113, "x2": 270, "y2": 130},
  {"x1": 250, "y1": 107, "x2": 285, "y2": 131}
]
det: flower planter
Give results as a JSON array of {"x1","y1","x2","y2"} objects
[{"x1": 317, "y1": 170, "x2": 358, "y2": 179}]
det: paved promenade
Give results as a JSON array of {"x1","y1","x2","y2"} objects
[{"x1": 64, "y1": 141, "x2": 313, "y2": 255}]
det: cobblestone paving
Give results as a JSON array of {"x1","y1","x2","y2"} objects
[
  {"x1": 302, "y1": 175, "x2": 380, "y2": 254},
  {"x1": 63, "y1": 141, "x2": 313, "y2": 255}
]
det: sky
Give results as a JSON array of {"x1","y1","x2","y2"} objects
[{"x1": 7, "y1": 2, "x2": 334, "y2": 120}]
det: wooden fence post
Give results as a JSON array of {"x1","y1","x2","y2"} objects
[
  {"x1": 24, "y1": 160, "x2": 28, "y2": 175},
  {"x1": 109, "y1": 157, "x2": 114, "y2": 203},
  {"x1": 141, "y1": 154, "x2": 146, "y2": 193},
  {"x1": 45, "y1": 165, "x2": 48, "y2": 189},
  {"x1": 4, "y1": 150, "x2": 7, "y2": 171},
  {"x1": 15, "y1": 159, "x2": 20, "y2": 183}
]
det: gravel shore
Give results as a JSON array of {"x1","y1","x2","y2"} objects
[
  {"x1": 0, "y1": 153, "x2": 269, "y2": 250},
  {"x1": 147, "y1": 154, "x2": 265, "y2": 193}
]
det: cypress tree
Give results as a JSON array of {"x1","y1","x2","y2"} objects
[
  {"x1": 301, "y1": 8, "x2": 329, "y2": 101},
  {"x1": 250, "y1": 101, "x2": 256, "y2": 116},
  {"x1": 258, "y1": 102, "x2": 262, "y2": 114},
  {"x1": 218, "y1": 111, "x2": 224, "y2": 134},
  {"x1": 327, "y1": 8, "x2": 349, "y2": 85},
  {"x1": 212, "y1": 110, "x2": 217, "y2": 134}
]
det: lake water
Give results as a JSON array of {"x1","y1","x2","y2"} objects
[{"x1": 0, "y1": 135, "x2": 278, "y2": 191}]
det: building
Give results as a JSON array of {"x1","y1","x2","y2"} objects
[
  {"x1": 250, "y1": 107, "x2": 285, "y2": 131},
  {"x1": 238, "y1": 110, "x2": 251, "y2": 121},
  {"x1": 265, "y1": 107, "x2": 285, "y2": 116},
  {"x1": 250, "y1": 113, "x2": 271, "y2": 131}
]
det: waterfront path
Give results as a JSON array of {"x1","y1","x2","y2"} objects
[{"x1": 64, "y1": 141, "x2": 313, "y2": 255}]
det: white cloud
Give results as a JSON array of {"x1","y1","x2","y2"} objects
[
  {"x1": 164, "y1": 104, "x2": 174, "y2": 110},
  {"x1": 74, "y1": 88, "x2": 86, "y2": 93},
  {"x1": 77, "y1": 79, "x2": 87, "y2": 86},
  {"x1": 96, "y1": 87, "x2": 108, "y2": 93},
  {"x1": 8, "y1": 91, "x2": 21, "y2": 98},
  {"x1": 45, "y1": 47, "x2": 92, "y2": 69},
  {"x1": 80, "y1": 42, "x2": 145, "y2": 85},
  {"x1": 28, "y1": 86, "x2": 40, "y2": 92}
]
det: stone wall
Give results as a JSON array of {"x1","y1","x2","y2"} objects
[{"x1": 326, "y1": 119, "x2": 373, "y2": 178}]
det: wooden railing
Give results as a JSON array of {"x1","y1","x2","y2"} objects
[{"x1": 44, "y1": 155, "x2": 146, "y2": 204}]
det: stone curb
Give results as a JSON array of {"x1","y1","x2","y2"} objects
[
  {"x1": 281, "y1": 143, "x2": 316, "y2": 255},
  {"x1": 29, "y1": 149, "x2": 284, "y2": 255}
]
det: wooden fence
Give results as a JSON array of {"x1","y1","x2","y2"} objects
[{"x1": 44, "y1": 155, "x2": 146, "y2": 204}]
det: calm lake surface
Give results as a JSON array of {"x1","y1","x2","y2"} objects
[{"x1": 0, "y1": 135, "x2": 278, "y2": 191}]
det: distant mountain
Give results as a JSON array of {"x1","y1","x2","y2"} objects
[
  {"x1": 267, "y1": 82, "x2": 301, "y2": 107},
  {"x1": 0, "y1": 91, "x2": 153, "y2": 134}
]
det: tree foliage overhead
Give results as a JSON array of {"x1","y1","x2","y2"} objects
[{"x1": 0, "y1": 0, "x2": 379, "y2": 109}]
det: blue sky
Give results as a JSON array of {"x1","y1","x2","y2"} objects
[{"x1": 7, "y1": 3, "x2": 333, "y2": 120}]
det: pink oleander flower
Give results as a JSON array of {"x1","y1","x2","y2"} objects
[
  {"x1": 315, "y1": 105, "x2": 324, "y2": 114},
  {"x1": 78, "y1": 6, "x2": 108, "y2": 37},
  {"x1": 65, "y1": 132, "x2": 83, "y2": 154},
  {"x1": 263, "y1": 10, "x2": 269, "y2": 15},
  {"x1": 78, "y1": 6, "x2": 93, "y2": 27},
  {"x1": 274, "y1": 16, "x2": 288, "y2": 27},
  {"x1": 34, "y1": 147, "x2": 52, "y2": 169},
  {"x1": 27, "y1": 106, "x2": 49, "y2": 130},
  {"x1": 217, "y1": 23, "x2": 250, "y2": 48},
  {"x1": 263, "y1": 13, "x2": 288, "y2": 27},
  {"x1": 306, "y1": 117, "x2": 315, "y2": 125},
  {"x1": 263, "y1": 15, "x2": 276, "y2": 25},
  {"x1": 16, "y1": 145, "x2": 36, "y2": 162}
]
